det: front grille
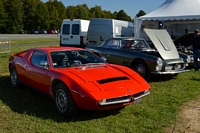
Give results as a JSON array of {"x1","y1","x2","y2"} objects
[
  {"x1": 98, "y1": 90, "x2": 150, "y2": 106},
  {"x1": 165, "y1": 63, "x2": 184, "y2": 71},
  {"x1": 106, "y1": 96, "x2": 131, "y2": 103}
]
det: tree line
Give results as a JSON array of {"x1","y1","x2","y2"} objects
[{"x1": 0, "y1": 0, "x2": 146, "y2": 34}]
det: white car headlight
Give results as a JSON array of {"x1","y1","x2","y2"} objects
[
  {"x1": 157, "y1": 57, "x2": 163, "y2": 66},
  {"x1": 186, "y1": 56, "x2": 192, "y2": 63}
]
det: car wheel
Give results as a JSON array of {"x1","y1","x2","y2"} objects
[
  {"x1": 54, "y1": 83, "x2": 79, "y2": 117},
  {"x1": 10, "y1": 66, "x2": 21, "y2": 88},
  {"x1": 133, "y1": 60, "x2": 151, "y2": 81}
]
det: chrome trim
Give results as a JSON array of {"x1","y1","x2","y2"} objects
[
  {"x1": 133, "y1": 90, "x2": 150, "y2": 100},
  {"x1": 98, "y1": 90, "x2": 150, "y2": 106},
  {"x1": 98, "y1": 98, "x2": 131, "y2": 106},
  {"x1": 151, "y1": 69, "x2": 190, "y2": 74}
]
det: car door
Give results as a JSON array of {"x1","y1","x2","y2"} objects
[
  {"x1": 61, "y1": 24, "x2": 71, "y2": 44},
  {"x1": 100, "y1": 39, "x2": 129, "y2": 65},
  {"x1": 26, "y1": 50, "x2": 52, "y2": 94},
  {"x1": 70, "y1": 23, "x2": 80, "y2": 44}
]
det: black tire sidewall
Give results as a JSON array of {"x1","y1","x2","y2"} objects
[
  {"x1": 133, "y1": 60, "x2": 151, "y2": 81},
  {"x1": 53, "y1": 83, "x2": 77, "y2": 117},
  {"x1": 10, "y1": 66, "x2": 20, "y2": 88}
]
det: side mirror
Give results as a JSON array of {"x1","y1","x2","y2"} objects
[
  {"x1": 40, "y1": 61, "x2": 49, "y2": 68},
  {"x1": 101, "y1": 56, "x2": 106, "y2": 61}
]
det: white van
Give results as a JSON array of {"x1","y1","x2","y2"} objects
[
  {"x1": 60, "y1": 19, "x2": 90, "y2": 48},
  {"x1": 87, "y1": 18, "x2": 134, "y2": 46}
]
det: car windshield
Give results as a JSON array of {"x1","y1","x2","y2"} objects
[
  {"x1": 50, "y1": 50, "x2": 106, "y2": 68},
  {"x1": 129, "y1": 40, "x2": 150, "y2": 49}
]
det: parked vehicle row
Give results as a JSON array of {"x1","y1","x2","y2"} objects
[
  {"x1": 27, "y1": 29, "x2": 59, "y2": 34},
  {"x1": 8, "y1": 19, "x2": 193, "y2": 118},
  {"x1": 59, "y1": 18, "x2": 134, "y2": 48}
]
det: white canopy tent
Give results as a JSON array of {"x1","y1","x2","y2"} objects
[{"x1": 134, "y1": 0, "x2": 200, "y2": 38}]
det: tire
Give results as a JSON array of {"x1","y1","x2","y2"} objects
[
  {"x1": 54, "y1": 83, "x2": 79, "y2": 117},
  {"x1": 132, "y1": 60, "x2": 151, "y2": 81},
  {"x1": 10, "y1": 66, "x2": 21, "y2": 88}
]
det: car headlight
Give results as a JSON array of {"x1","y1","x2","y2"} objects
[
  {"x1": 180, "y1": 57, "x2": 184, "y2": 61},
  {"x1": 186, "y1": 56, "x2": 192, "y2": 63},
  {"x1": 157, "y1": 57, "x2": 163, "y2": 66},
  {"x1": 190, "y1": 55, "x2": 194, "y2": 61}
]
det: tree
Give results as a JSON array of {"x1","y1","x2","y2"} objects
[
  {"x1": 116, "y1": 10, "x2": 132, "y2": 21},
  {"x1": 46, "y1": 0, "x2": 59, "y2": 29},
  {"x1": 36, "y1": 1, "x2": 50, "y2": 30},
  {"x1": 0, "y1": 0, "x2": 7, "y2": 33},
  {"x1": 76, "y1": 4, "x2": 89, "y2": 19},
  {"x1": 53, "y1": 0, "x2": 67, "y2": 28},
  {"x1": 90, "y1": 5, "x2": 102, "y2": 18},
  {"x1": 5, "y1": 0, "x2": 23, "y2": 33},
  {"x1": 22, "y1": 0, "x2": 40, "y2": 31},
  {"x1": 135, "y1": 10, "x2": 146, "y2": 18}
]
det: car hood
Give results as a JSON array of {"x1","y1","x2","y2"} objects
[
  {"x1": 59, "y1": 64, "x2": 150, "y2": 94},
  {"x1": 144, "y1": 29, "x2": 179, "y2": 60}
]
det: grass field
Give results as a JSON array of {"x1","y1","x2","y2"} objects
[{"x1": 0, "y1": 39, "x2": 200, "y2": 133}]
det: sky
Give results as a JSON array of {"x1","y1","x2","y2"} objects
[{"x1": 41, "y1": 0, "x2": 166, "y2": 18}]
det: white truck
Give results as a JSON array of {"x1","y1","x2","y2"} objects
[
  {"x1": 60, "y1": 19, "x2": 90, "y2": 48},
  {"x1": 87, "y1": 18, "x2": 134, "y2": 46}
]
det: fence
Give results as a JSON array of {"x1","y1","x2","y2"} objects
[{"x1": 0, "y1": 37, "x2": 10, "y2": 53}]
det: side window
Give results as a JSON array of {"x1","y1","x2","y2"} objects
[
  {"x1": 103, "y1": 40, "x2": 120, "y2": 49},
  {"x1": 72, "y1": 24, "x2": 79, "y2": 35},
  {"x1": 62, "y1": 24, "x2": 70, "y2": 35},
  {"x1": 31, "y1": 51, "x2": 48, "y2": 67}
]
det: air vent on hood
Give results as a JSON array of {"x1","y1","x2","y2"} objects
[{"x1": 97, "y1": 76, "x2": 130, "y2": 84}]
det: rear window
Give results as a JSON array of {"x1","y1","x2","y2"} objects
[
  {"x1": 72, "y1": 24, "x2": 79, "y2": 35},
  {"x1": 62, "y1": 24, "x2": 70, "y2": 35}
]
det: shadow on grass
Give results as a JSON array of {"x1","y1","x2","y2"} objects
[
  {"x1": 149, "y1": 74, "x2": 179, "y2": 82},
  {"x1": 0, "y1": 76, "x2": 122, "y2": 122}
]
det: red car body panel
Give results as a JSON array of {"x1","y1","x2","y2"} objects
[{"x1": 9, "y1": 47, "x2": 150, "y2": 111}]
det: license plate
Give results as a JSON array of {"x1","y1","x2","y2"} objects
[{"x1": 134, "y1": 98, "x2": 142, "y2": 104}]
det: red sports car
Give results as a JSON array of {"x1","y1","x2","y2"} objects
[{"x1": 9, "y1": 47, "x2": 150, "y2": 117}]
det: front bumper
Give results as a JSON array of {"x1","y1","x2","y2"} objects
[{"x1": 151, "y1": 69, "x2": 190, "y2": 75}]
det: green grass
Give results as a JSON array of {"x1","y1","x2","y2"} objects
[
  {"x1": 10, "y1": 38, "x2": 59, "y2": 45},
  {"x1": 0, "y1": 40, "x2": 200, "y2": 133}
]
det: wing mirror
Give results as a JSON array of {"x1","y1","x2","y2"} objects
[
  {"x1": 101, "y1": 56, "x2": 106, "y2": 61},
  {"x1": 40, "y1": 61, "x2": 49, "y2": 69}
]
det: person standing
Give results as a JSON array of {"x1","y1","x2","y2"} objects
[
  {"x1": 192, "y1": 29, "x2": 200, "y2": 71},
  {"x1": 185, "y1": 29, "x2": 188, "y2": 34}
]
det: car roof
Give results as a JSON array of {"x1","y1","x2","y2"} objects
[
  {"x1": 110, "y1": 37, "x2": 145, "y2": 41},
  {"x1": 32, "y1": 46, "x2": 84, "y2": 52}
]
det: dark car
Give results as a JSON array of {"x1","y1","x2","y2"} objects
[
  {"x1": 173, "y1": 32, "x2": 200, "y2": 66},
  {"x1": 146, "y1": 39, "x2": 193, "y2": 67},
  {"x1": 173, "y1": 33, "x2": 194, "y2": 54},
  {"x1": 86, "y1": 29, "x2": 189, "y2": 81},
  {"x1": 47, "y1": 29, "x2": 55, "y2": 34},
  {"x1": 28, "y1": 30, "x2": 35, "y2": 34},
  {"x1": 39, "y1": 30, "x2": 47, "y2": 34}
]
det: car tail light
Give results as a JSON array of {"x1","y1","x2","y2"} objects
[
  {"x1": 80, "y1": 36, "x2": 83, "y2": 45},
  {"x1": 86, "y1": 36, "x2": 88, "y2": 45},
  {"x1": 100, "y1": 36, "x2": 104, "y2": 41},
  {"x1": 60, "y1": 35, "x2": 62, "y2": 45}
]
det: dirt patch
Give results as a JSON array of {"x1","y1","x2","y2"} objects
[{"x1": 165, "y1": 96, "x2": 200, "y2": 133}]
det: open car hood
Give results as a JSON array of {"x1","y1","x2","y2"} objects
[{"x1": 144, "y1": 29, "x2": 179, "y2": 60}]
